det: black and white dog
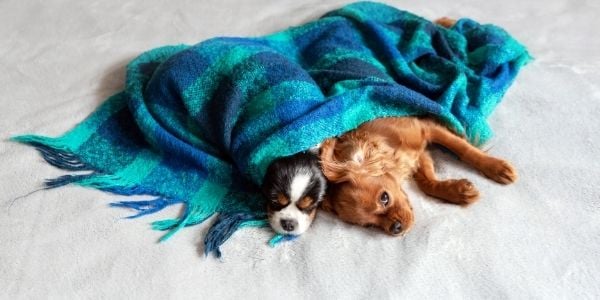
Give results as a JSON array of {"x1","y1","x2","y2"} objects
[{"x1": 261, "y1": 150, "x2": 326, "y2": 235}]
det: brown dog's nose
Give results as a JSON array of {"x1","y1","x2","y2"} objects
[{"x1": 390, "y1": 221, "x2": 403, "y2": 235}]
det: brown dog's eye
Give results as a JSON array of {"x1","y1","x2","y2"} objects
[{"x1": 380, "y1": 192, "x2": 389, "y2": 206}]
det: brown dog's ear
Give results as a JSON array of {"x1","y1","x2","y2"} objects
[
  {"x1": 319, "y1": 196, "x2": 336, "y2": 215},
  {"x1": 320, "y1": 137, "x2": 367, "y2": 183},
  {"x1": 319, "y1": 138, "x2": 349, "y2": 183},
  {"x1": 319, "y1": 138, "x2": 336, "y2": 163}
]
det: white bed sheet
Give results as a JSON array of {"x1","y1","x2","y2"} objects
[{"x1": 1, "y1": 0, "x2": 599, "y2": 298}]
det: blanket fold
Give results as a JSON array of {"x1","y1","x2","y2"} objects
[{"x1": 13, "y1": 1, "x2": 530, "y2": 256}]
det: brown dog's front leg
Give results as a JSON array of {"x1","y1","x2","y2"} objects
[
  {"x1": 424, "y1": 122, "x2": 518, "y2": 184},
  {"x1": 414, "y1": 151, "x2": 479, "y2": 205}
]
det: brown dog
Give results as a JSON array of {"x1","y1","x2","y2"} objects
[{"x1": 319, "y1": 117, "x2": 517, "y2": 235}]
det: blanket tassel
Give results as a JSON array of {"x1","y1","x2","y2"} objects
[
  {"x1": 204, "y1": 212, "x2": 268, "y2": 258},
  {"x1": 110, "y1": 197, "x2": 182, "y2": 219}
]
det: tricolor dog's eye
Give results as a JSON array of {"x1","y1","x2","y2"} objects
[
  {"x1": 380, "y1": 191, "x2": 389, "y2": 206},
  {"x1": 273, "y1": 193, "x2": 289, "y2": 206},
  {"x1": 297, "y1": 196, "x2": 314, "y2": 211}
]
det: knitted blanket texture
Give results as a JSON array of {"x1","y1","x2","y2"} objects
[{"x1": 13, "y1": 1, "x2": 530, "y2": 257}]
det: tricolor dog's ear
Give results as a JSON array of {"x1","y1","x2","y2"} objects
[{"x1": 319, "y1": 196, "x2": 336, "y2": 215}]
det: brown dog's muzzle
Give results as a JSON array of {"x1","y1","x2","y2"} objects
[
  {"x1": 381, "y1": 207, "x2": 413, "y2": 235},
  {"x1": 389, "y1": 221, "x2": 403, "y2": 235}
]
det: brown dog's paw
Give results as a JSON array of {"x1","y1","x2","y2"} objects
[
  {"x1": 435, "y1": 17, "x2": 457, "y2": 28},
  {"x1": 481, "y1": 158, "x2": 518, "y2": 184},
  {"x1": 440, "y1": 179, "x2": 480, "y2": 205}
]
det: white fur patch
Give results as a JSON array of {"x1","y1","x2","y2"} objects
[
  {"x1": 352, "y1": 149, "x2": 364, "y2": 164},
  {"x1": 289, "y1": 173, "x2": 310, "y2": 202},
  {"x1": 269, "y1": 202, "x2": 312, "y2": 235}
]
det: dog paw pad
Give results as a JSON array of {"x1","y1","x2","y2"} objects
[
  {"x1": 439, "y1": 179, "x2": 479, "y2": 205},
  {"x1": 482, "y1": 159, "x2": 518, "y2": 184}
]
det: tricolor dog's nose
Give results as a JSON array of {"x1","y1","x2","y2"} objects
[
  {"x1": 280, "y1": 219, "x2": 297, "y2": 232},
  {"x1": 390, "y1": 221, "x2": 403, "y2": 235}
]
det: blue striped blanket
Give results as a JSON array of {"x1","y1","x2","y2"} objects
[{"x1": 13, "y1": 1, "x2": 530, "y2": 257}]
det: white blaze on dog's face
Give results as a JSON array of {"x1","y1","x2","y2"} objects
[{"x1": 262, "y1": 152, "x2": 326, "y2": 235}]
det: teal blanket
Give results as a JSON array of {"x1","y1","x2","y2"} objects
[{"x1": 13, "y1": 1, "x2": 530, "y2": 257}]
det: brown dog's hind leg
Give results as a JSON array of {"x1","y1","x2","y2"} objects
[
  {"x1": 424, "y1": 122, "x2": 518, "y2": 184},
  {"x1": 414, "y1": 151, "x2": 479, "y2": 205}
]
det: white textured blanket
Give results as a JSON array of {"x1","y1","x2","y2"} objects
[{"x1": 1, "y1": 0, "x2": 598, "y2": 298}]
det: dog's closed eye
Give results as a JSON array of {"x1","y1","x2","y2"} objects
[
  {"x1": 297, "y1": 196, "x2": 318, "y2": 212},
  {"x1": 270, "y1": 193, "x2": 289, "y2": 208}
]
